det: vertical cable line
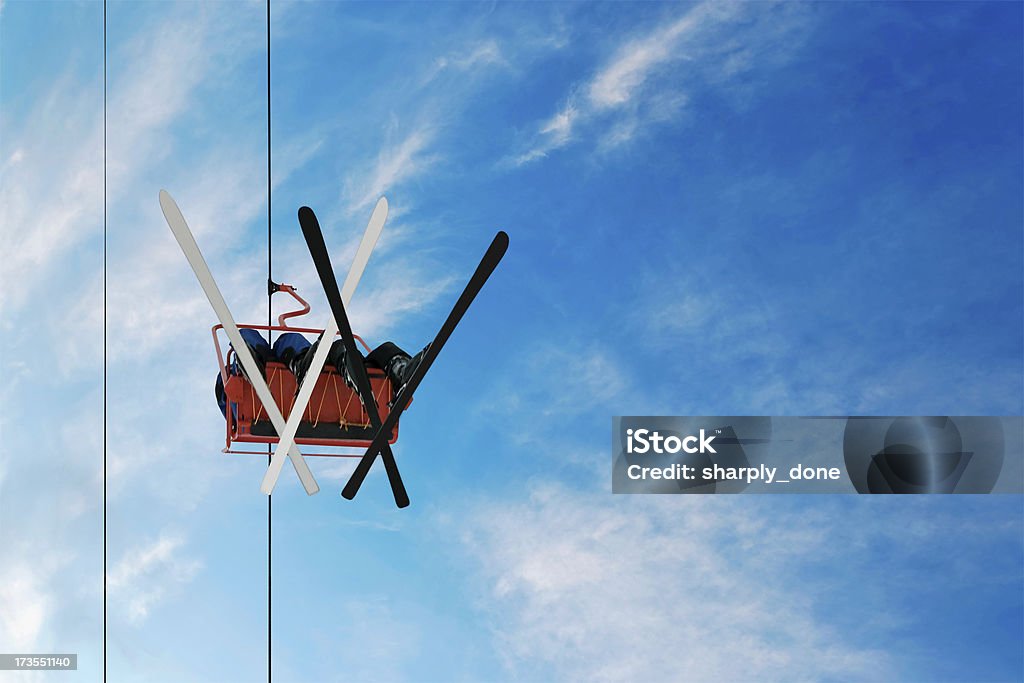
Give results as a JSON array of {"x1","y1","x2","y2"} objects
[
  {"x1": 266, "y1": 2, "x2": 273, "y2": 682},
  {"x1": 102, "y1": 0, "x2": 108, "y2": 679}
]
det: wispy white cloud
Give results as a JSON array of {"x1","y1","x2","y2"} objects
[
  {"x1": 108, "y1": 532, "x2": 202, "y2": 623},
  {"x1": 425, "y1": 39, "x2": 506, "y2": 83},
  {"x1": 327, "y1": 20, "x2": 560, "y2": 210},
  {"x1": 630, "y1": 241, "x2": 1023, "y2": 416},
  {"x1": 0, "y1": 8, "x2": 237, "y2": 315},
  {"x1": 0, "y1": 387, "x2": 102, "y2": 657},
  {"x1": 346, "y1": 265, "x2": 456, "y2": 339},
  {"x1": 586, "y1": 7, "x2": 711, "y2": 110},
  {"x1": 315, "y1": 459, "x2": 361, "y2": 484},
  {"x1": 457, "y1": 486, "x2": 999, "y2": 681},
  {"x1": 513, "y1": 104, "x2": 579, "y2": 164},
  {"x1": 0, "y1": 3, "x2": 267, "y2": 659},
  {"x1": 475, "y1": 342, "x2": 635, "y2": 486},
  {"x1": 543, "y1": 106, "x2": 577, "y2": 142},
  {"x1": 345, "y1": 126, "x2": 439, "y2": 212},
  {"x1": 513, "y1": 2, "x2": 807, "y2": 165},
  {"x1": 0, "y1": 564, "x2": 54, "y2": 652},
  {"x1": 483, "y1": 343, "x2": 632, "y2": 434}
]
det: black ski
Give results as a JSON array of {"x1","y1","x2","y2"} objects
[
  {"x1": 298, "y1": 206, "x2": 410, "y2": 508},
  {"x1": 342, "y1": 230, "x2": 509, "y2": 500}
]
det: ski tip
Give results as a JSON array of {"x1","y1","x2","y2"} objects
[
  {"x1": 158, "y1": 189, "x2": 183, "y2": 227},
  {"x1": 158, "y1": 188, "x2": 175, "y2": 211},
  {"x1": 298, "y1": 206, "x2": 322, "y2": 235},
  {"x1": 493, "y1": 230, "x2": 510, "y2": 254},
  {"x1": 366, "y1": 197, "x2": 389, "y2": 234}
]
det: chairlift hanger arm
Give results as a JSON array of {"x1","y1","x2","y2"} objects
[{"x1": 271, "y1": 283, "x2": 311, "y2": 328}]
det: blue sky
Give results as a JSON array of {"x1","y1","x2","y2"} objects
[{"x1": 0, "y1": 1, "x2": 1021, "y2": 681}]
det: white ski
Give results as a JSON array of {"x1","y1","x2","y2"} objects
[
  {"x1": 259, "y1": 197, "x2": 388, "y2": 494},
  {"x1": 159, "y1": 189, "x2": 320, "y2": 495}
]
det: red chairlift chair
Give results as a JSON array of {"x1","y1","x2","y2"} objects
[{"x1": 213, "y1": 284, "x2": 406, "y2": 456}]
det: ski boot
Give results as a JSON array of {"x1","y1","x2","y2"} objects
[{"x1": 367, "y1": 341, "x2": 428, "y2": 400}]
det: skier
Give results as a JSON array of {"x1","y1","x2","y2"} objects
[
  {"x1": 280, "y1": 333, "x2": 427, "y2": 398},
  {"x1": 216, "y1": 332, "x2": 425, "y2": 417}
]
